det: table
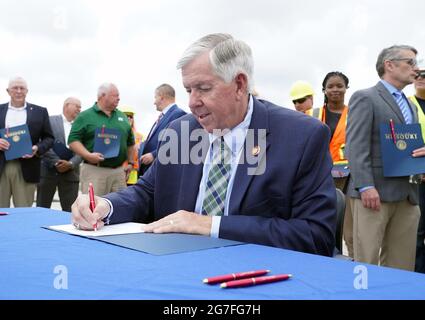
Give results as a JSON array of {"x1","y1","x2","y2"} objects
[{"x1": 1, "y1": 207, "x2": 425, "y2": 300}]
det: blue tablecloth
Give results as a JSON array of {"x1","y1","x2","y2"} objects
[{"x1": 1, "y1": 207, "x2": 425, "y2": 300}]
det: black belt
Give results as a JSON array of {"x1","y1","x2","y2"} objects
[{"x1": 83, "y1": 161, "x2": 122, "y2": 169}]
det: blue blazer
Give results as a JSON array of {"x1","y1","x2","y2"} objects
[
  {"x1": 138, "y1": 104, "x2": 186, "y2": 174},
  {"x1": 106, "y1": 98, "x2": 336, "y2": 256},
  {"x1": 0, "y1": 103, "x2": 54, "y2": 183}
]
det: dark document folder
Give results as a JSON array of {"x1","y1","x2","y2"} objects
[
  {"x1": 93, "y1": 127, "x2": 121, "y2": 159},
  {"x1": 52, "y1": 140, "x2": 74, "y2": 160},
  {"x1": 89, "y1": 233, "x2": 244, "y2": 255},
  {"x1": 331, "y1": 163, "x2": 350, "y2": 178},
  {"x1": 0, "y1": 124, "x2": 33, "y2": 160},
  {"x1": 380, "y1": 123, "x2": 425, "y2": 177}
]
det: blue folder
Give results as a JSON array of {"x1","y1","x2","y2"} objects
[
  {"x1": 380, "y1": 123, "x2": 425, "y2": 177},
  {"x1": 93, "y1": 127, "x2": 121, "y2": 159},
  {"x1": 88, "y1": 233, "x2": 244, "y2": 255},
  {"x1": 52, "y1": 140, "x2": 74, "y2": 160},
  {"x1": 0, "y1": 124, "x2": 33, "y2": 160}
]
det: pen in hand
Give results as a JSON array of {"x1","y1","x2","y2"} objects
[
  {"x1": 220, "y1": 274, "x2": 292, "y2": 289},
  {"x1": 89, "y1": 183, "x2": 97, "y2": 231},
  {"x1": 203, "y1": 270, "x2": 270, "y2": 284}
]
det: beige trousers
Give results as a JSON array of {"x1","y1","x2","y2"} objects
[
  {"x1": 0, "y1": 160, "x2": 36, "y2": 207},
  {"x1": 80, "y1": 163, "x2": 127, "y2": 196},
  {"x1": 350, "y1": 198, "x2": 420, "y2": 271}
]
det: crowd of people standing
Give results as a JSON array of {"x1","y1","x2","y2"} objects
[{"x1": 1, "y1": 37, "x2": 425, "y2": 273}]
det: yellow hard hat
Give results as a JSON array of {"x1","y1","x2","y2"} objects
[
  {"x1": 289, "y1": 81, "x2": 315, "y2": 101},
  {"x1": 118, "y1": 105, "x2": 136, "y2": 115}
]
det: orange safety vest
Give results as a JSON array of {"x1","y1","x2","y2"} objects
[
  {"x1": 308, "y1": 106, "x2": 348, "y2": 165},
  {"x1": 123, "y1": 130, "x2": 144, "y2": 184}
]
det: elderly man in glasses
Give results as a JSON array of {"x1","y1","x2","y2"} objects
[{"x1": 0, "y1": 77, "x2": 54, "y2": 207}]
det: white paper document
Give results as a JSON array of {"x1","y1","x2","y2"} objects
[{"x1": 47, "y1": 222, "x2": 145, "y2": 237}]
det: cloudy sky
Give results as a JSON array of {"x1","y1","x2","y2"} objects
[{"x1": 0, "y1": 0, "x2": 424, "y2": 134}]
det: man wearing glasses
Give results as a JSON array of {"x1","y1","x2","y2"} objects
[
  {"x1": 346, "y1": 45, "x2": 422, "y2": 271},
  {"x1": 0, "y1": 77, "x2": 54, "y2": 207}
]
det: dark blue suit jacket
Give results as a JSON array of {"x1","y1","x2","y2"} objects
[
  {"x1": 0, "y1": 103, "x2": 54, "y2": 183},
  {"x1": 138, "y1": 104, "x2": 186, "y2": 175},
  {"x1": 106, "y1": 98, "x2": 336, "y2": 256}
]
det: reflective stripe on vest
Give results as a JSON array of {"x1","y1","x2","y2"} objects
[{"x1": 307, "y1": 106, "x2": 348, "y2": 164}]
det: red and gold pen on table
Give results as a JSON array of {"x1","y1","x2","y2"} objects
[
  {"x1": 203, "y1": 270, "x2": 270, "y2": 285},
  {"x1": 88, "y1": 183, "x2": 97, "y2": 231},
  {"x1": 220, "y1": 274, "x2": 292, "y2": 289}
]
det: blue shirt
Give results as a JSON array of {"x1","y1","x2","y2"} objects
[{"x1": 380, "y1": 79, "x2": 413, "y2": 124}]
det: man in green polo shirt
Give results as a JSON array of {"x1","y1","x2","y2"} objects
[{"x1": 68, "y1": 83, "x2": 135, "y2": 196}]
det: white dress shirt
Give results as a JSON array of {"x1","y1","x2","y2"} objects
[
  {"x1": 62, "y1": 115, "x2": 73, "y2": 147},
  {"x1": 5, "y1": 103, "x2": 27, "y2": 128},
  {"x1": 194, "y1": 95, "x2": 254, "y2": 237},
  {"x1": 104, "y1": 96, "x2": 255, "y2": 237}
]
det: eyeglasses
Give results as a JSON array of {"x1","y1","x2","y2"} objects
[
  {"x1": 9, "y1": 86, "x2": 27, "y2": 92},
  {"x1": 126, "y1": 115, "x2": 134, "y2": 119},
  {"x1": 390, "y1": 58, "x2": 418, "y2": 67},
  {"x1": 293, "y1": 97, "x2": 308, "y2": 104},
  {"x1": 416, "y1": 70, "x2": 425, "y2": 79}
]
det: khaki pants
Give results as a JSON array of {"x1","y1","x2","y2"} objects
[
  {"x1": 350, "y1": 198, "x2": 420, "y2": 271},
  {"x1": 80, "y1": 163, "x2": 127, "y2": 196},
  {"x1": 0, "y1": 160, "x2": 36, "y2": 207}
]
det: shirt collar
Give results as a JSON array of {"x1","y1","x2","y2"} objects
[
  {"x1": 94, "y1": 102, "x2": 116, "y2": 115},
  {"x1": 380, "y1": 79, "x2": 404, "y2": 96},
  {"x1": 8, "y1": 102, "x2": 27, "y2": 110},
  {"x1": 62, "y1": 114, "x2": 73, "y2": 125},
  {"x1": 161, "y1": 103, "x2": 175, "y2": 115},
  {"x1": 208, "y1": 94, "x2": 254, "y2": 156}
]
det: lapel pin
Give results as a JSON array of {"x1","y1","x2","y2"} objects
[{"x1": 251, "y1": 145, "x2": 261, "y2": 156}]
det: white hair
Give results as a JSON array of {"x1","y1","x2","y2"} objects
[
  {"x1": 8, "y1": 76, "x2": 28, "y2": 89},
  {"x1": 177, "y1": 33, "x2": 254, "y2": 92},
  {"x1": 97, "y1": 83, "x2": 117, "y2": 98},
  {"x1": 63, "y1": 97, "x2": 81, "y2": 107}
]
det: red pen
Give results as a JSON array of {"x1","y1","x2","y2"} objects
[
  {"x1": 203, "y1": 270, "x2": 270, "y2": 284},
  {"x1": 88, "y1": 183, "x2": 97, "y2": 231},
  {"x1": 220, "y1": 274, "x2": 292, "y2": 289},
  {"x1": 389, "y1": 119, "x2": 397, "y2": 144}
]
